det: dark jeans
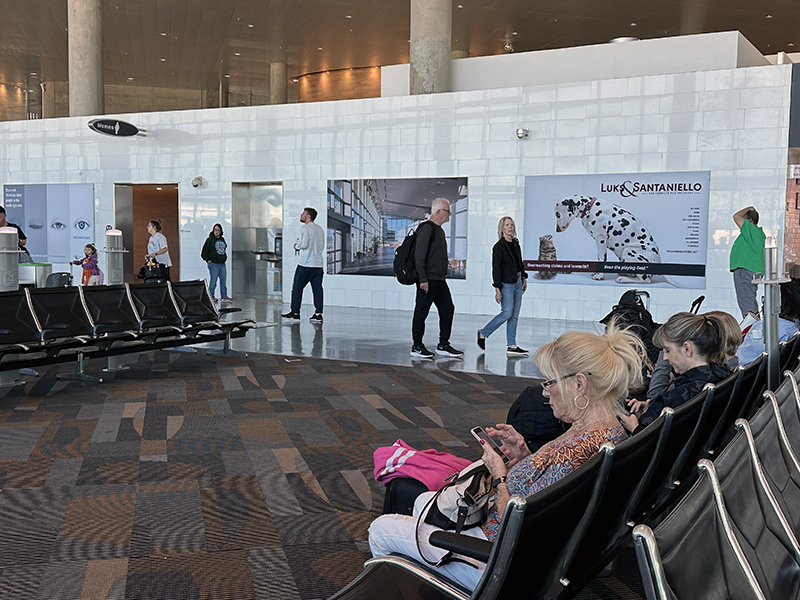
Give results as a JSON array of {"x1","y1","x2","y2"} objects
[
  {"x1": 412, "y1": 280, "x2": 454, "y2": 346},
  {"x1": 290, "y1": 265, "x2": 323, "y2": 314}
]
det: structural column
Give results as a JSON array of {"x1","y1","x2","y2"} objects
[
  {"x1": 410, "y1": 0, "x2": 452, "y2": 94},
  {"x1": 270, "y1": 63, "x2": 287, "y2": 104},
  {"x1": 67, "y1": 0, "x2": 104, "y2": 116}
]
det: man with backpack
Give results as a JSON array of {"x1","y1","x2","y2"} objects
[{"x1": 411, "y1": 198, "x2": 463, "y2": 359}]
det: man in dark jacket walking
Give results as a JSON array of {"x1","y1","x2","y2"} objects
[{"x1": 411, "y1": 198, "x2": 463, "y2": 359}]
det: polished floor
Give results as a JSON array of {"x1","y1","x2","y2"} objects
[{"x1": 219, "y1": 297, "x2": 599, "y2": 380}]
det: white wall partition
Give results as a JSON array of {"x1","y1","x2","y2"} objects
[{"x1": 0, "y1": 60, "x2": 791, "y2": 323}]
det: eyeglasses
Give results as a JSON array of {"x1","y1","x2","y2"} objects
[{"x1": 540, "y1": 372, "x2": 591, "y2": 390}]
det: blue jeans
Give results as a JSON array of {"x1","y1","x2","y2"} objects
[
  {"x1": 290, "y1": 265, "x2": 324, "y2": 314},
  {"x1": 480, "y1": 275, "x2": 524, "y2": 346},
  {"x1": 208, "y1": 262, "x2": 227, "y2": 298}
]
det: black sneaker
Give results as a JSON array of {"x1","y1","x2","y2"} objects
[
  {"x1": 410, "y1": 344, "x2": 435, "y2": 359},
  {"x1": 281, "y1": 311, "x2": 301, "y2": 321},
  {"x1": 309, "y1": 313, "x2": 323, "y2": 323},
  {"x1": 436, "y1": 343, "x2": 464, "y2": 357},
  {"x1": 507, "y1": 346, "x2": 529, "y2": 356},
  {"x1": 477, "y1": 330, "x2": 486, "y2": 350}
]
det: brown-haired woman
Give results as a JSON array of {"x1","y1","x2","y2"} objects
[
  {"x1": 146, "y1": 219, "x2": 172, "y2": 281},
  {"x1": 622, "y1": 312, "x2": 731, "y2": 432}
]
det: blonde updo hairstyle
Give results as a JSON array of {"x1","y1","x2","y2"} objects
[
  {"x1": 534, "y1": 324, "x2": 646, "y2": 423},
  {"x1": 652, "y1": 312, "x2": 725, "y2": 366},
  {"x1": 497, "y1": 216, "x2": 516, "y2": 240}
]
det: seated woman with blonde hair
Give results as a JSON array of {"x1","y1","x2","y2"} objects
[{"x1": 368, "y1": 324, "x2": 645, "y2": 591}]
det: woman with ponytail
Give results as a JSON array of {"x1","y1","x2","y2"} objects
[
  {"x1": 369, "y1": 323, "x2": 645, "y2": 590},
  {"x1": 623, "y1": 312, "x2": 731, "y2": 432}
]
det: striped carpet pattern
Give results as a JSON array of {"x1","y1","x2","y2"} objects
[{"x1": 0, "y1": 350, "x2": 644, "y2": 599}]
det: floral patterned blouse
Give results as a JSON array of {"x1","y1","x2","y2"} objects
[{"x1": 481, "y1": 424, "x2": 627, "y2": 541}]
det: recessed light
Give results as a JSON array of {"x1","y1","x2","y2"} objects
[
  {"x1": 224, "y1": 74, "x2": 231, "y2": 78},
  {"x1": 345, "y1": 14, "x2": 352, "y2": 18},
  {"x1": 630, "y1": 22, "x2": 637, "y2": 26},
  {"x1": 317, "y1": 47, "x2": 323, "y2": 50},
  {"x1": 512, "y1": 31, "x2": 518, "y2": 36},
  {"x1": 292, "y1": 78, "x2": 298, "y2": 83},
  {"x1": 160, "y1": 58, "x2": 166, "y2": 61},
  {"x1": 127, "y1": 77, "x2": 133, "y2": 81},
  {"x1": 160, "y1": 32, "x2": 167, "y2": 36},
  {"x1": 234, "y1": 52, "x2": 240, "y2": 56},
  {"x1": 766, "y1": 14, "x2": 773, "y2": 18},
  {"x1": 789, "y1": 43, "x2": 796, "y2": 47},
  {"x1": 457, "y1": 4, "x2": 464, "y2": 8},
  {"x1": 30, "y1": 72, "x2": 37, "y2": 76},
  {"x1": 28, "y1": 89, "x2": 34, "y2": 93},
  {"x1": 156, "y1": 187, "x2": 162, "y2": 191},
  {"x1": 247, "y1": 23, "x2": 254, "y2": 27}
]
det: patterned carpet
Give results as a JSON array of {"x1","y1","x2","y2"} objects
[{"x1": 0, "y1": 350, "x2": 644, "y2": 600}]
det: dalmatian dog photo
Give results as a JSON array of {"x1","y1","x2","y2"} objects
[{"x1": 554, "y1": 195, "x2": 675, "y2": 285}]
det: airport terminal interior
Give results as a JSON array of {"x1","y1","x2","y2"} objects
[{"x1": 3, "y1": 1, "x2": 800, "y2": 598}]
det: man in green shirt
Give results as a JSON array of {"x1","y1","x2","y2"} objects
[{"x1": 730, "y1": 206, "x2": 766, "y2": 317}]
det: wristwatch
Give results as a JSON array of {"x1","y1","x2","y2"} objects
[{"x1": 491, "y1": 476, "x2": 507, "y2": 490}]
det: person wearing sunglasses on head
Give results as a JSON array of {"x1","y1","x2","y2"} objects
[{"x1": 369, "y1": 323, "x2": 644, "y2": 591}]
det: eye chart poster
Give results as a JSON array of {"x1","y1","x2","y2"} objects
[
  {"x1": 522, "y1": 171, "x2": 710, "y2": 289},
  {"x1": 3, "y1": 183, "x2": 94, "y2": 263}
]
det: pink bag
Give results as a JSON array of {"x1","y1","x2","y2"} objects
[{"x1": 373, "y1": 439, "x2": 473, "y2": 491}]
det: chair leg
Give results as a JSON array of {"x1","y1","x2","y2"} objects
[
  {"x1": 103, "y1": 354, "x2": 131, "y2": 373},
  {"x1": 207, "y1": 332, "x2": 247, "y2": 358},
  {"x1": 57, "y1": 353, "x2": 102, "y2": 383}
]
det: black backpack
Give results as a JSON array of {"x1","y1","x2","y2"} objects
[
  {"x1": 600, "y1": 290, "x2": 660, "y2": 365},
  {"x1": 393, "y1": 221, "x2": 432, "y2": 285}
]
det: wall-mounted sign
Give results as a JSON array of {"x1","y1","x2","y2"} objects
[
  {"x1": 87, "y1": 118, "x2": 142, "y2": 137},
  {"x1": 790, "y1": 164, "x2": 800, "y2": 179}
]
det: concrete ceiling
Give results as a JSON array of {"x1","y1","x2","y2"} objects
[{"x1": 0, "y1": 0, "x2": 799, "y2": 95}]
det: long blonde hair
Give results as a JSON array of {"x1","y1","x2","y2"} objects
[
  {"x1": 534, "y1": 324, "x2": 645, "y2": 422},
  {"x1": 497, "y1": 216, "x2": 516, "y2": 241}
]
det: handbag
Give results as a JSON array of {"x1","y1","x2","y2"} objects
[{"x1": 416, "y1": 460, "x2": 490, "y2": 567}]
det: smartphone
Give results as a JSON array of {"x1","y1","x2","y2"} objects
[{"x1": 471, "y1": 426, "x2": 509, "y2": 463}]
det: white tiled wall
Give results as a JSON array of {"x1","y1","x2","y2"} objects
[{"x1": 0, "y1": 63, "x2": 791, "y2": 323}]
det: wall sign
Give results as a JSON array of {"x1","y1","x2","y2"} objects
[{"x1": 87, "y1": 119, "x2": 142, "y2": 137}]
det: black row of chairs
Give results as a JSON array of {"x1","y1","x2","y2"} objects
[
  {"x1": 329, "y1": 333, "x2": 800, "y2": 600},
  {"x1": 634, "y1": 365, "x2": 800, "y2": 600},
  {"x1": 0, "y1": 280, "x2": 256, "y2": 382}
]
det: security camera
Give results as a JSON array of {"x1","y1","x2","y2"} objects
[
  {"x1": 516, "y1": 128, "x2": 530, "y2": 140},
  {"x1": 191, "y1": 176, "x2": 203, "y2": 188}
]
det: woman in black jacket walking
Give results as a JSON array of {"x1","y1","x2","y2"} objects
[{"x1": 477, "y1": 216, "x2": 528, "y2": 355}]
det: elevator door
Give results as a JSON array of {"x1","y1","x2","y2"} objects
[{"x1": 231, "y1": 182, "x2": 283, "y2": 299}]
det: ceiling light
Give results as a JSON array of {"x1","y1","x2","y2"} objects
[
  {"x1": 345, "y1": 14, "x2": 352, "y2": 18},
  {"x1": 789, "y1": 43, "x2": 795, "y2": 47},
  {"x1": 766, "y1": 14, "x2": 773, "y2": 18},
  {"x1": 127, "y1": 77, "x2": 133, "y2": 81},
  {"x1": 247, "y1": 23, "x2": 254, "y2": 27},
  {"x1": 160, "y1": 32, "x2": 167, "y2": 36},
  {"x1": 28, "y1": 89, "x2": 34, "y2": 93},
  {"x1": 630, "y1": 22, "x2": 637, "y2": 26},
  {"x1": 317, "y1": 47, "x2": 323, "y2": 50},
  {"x1": 292, "y1": 78, "x2": 298, "y2": 83},
  {"x1": 512, "y1": 32, "x2": 518, "y2": 36},
  {"x1": 224, "y1": 74, "x2": 231, "y2": 78},
  {"x1": 234, "y1": 52, "x2": 240, "y2": 56},
  {"x1": 30, "y1": 72, "x2": 37, "y2": 76},
  {"x1": 457, "y1": 4, "x2": 464, "y2": 8},
  {"x1": 160, "y1": 58, "x2": 166, "y2": 61},
  {"x1": 156, "y1": 187, "x2": 162, "y2": 191}
]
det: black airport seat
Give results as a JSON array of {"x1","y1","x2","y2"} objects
[
  {"x1": 80, "y1": 284, "x2": 141, "y2": 335},
  {"x1": 706, "y1": 431, "x2": 800, "y2": 599},
  {"x1": 127, "y1": 282, "x2": 184, "y2": 334},
  {"x1": 633, "y1": 467, "x2": 765, "y2": 600},
  {"x1": 738, "y1": 399, "x2": 800, "y2": 542},
  {"x1": 26, "y1": 286, "x2": 94, "y2": 341},
  {"x1": 330, "y1": 445, "x2": 616, "y2": 600},
  {"x1": 560, "y1": 408, "x2": 673, "y2": 596},
  {"x1": 0, "y1": 289, "x2": 50, "y2": 357}
]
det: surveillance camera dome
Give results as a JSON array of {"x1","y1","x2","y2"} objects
[{"x1": 191, "y1": 176, "x2": 202, "y2": 188}]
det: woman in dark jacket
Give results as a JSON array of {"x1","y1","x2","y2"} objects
[
  {"x1": 201, "y1": 223, "x2": 230, "y2": 302},
  {"x1": 477, "y1": 216, "x2": 528, "y2": 355},
  {"x1": 620, "y1": 311, "x2": 731, "y2": 432}
]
